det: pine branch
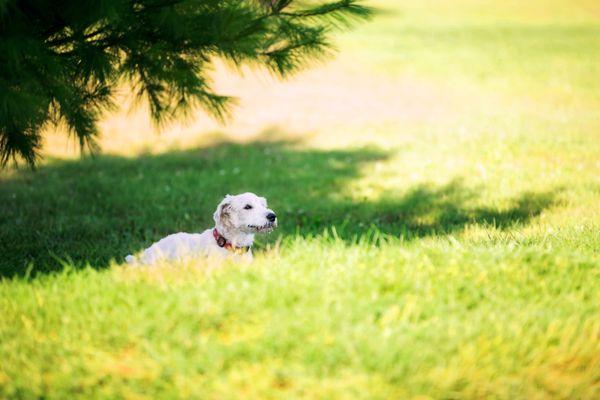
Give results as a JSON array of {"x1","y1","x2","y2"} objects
[{"x1": 0, "y1": 0, "x2": 372, "y2": 167}]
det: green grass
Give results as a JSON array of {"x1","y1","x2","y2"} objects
[
  {"x1": 1, "y1": 243, "x2": 598, "y2": 398},
  {"x1": 1, "y1": 0, "x2": 599, "y2": 398}
]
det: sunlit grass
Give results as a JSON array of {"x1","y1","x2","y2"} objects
[
  {"x1": 2, "y1": 239, "x2": 599, "y2": 398},
  {"x1": 1, "y1": 0, "x2": 599, "y2": 398}
]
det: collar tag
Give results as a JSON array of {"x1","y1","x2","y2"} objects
[{"x1": 213, "y1": 228, "x2": 250, "y2": 253}]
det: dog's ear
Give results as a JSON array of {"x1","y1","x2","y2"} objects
[{"x1": 213, "y1": 197, "x2": 232, "y2": 226}]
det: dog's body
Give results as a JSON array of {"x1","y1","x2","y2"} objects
[
  {"x1": 124, "y1": 231, "x2": 231, "y2": 265},
  {"x1": 126, "y1": 193, "x2": 277, "y2": 265}
]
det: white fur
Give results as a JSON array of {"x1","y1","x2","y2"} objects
[{"x1": 126, "y1": 193, "x2": 277, "y2": 265}]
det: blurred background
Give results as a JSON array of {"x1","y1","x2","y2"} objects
[{"x1": 41, "y1": 0, "x2": 599, "y2": 156}]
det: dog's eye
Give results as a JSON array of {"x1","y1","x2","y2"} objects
[{"x1": 244, "y1": 204, "x2": 253, "y2": 210}]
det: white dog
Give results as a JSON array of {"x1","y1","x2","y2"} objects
[{"x1": 125, "y1": 193, "x2": 277, "y2": 265}]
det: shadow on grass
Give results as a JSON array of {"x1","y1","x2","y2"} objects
[{"x1": 0, "y1": 136, "x2": 556, "y2": 277}]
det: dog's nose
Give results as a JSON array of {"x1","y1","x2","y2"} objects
[{"x1": 266, "y1": 212, "x2": 277, "y2": 222}]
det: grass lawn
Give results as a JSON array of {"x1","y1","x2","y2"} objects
[{"x1": 1, "y1": 0, "x2": 599, "y2": 398}]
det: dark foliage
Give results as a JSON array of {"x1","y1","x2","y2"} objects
[{"x1": 0, "y1": 0, "x2": 371, "y2": 166}]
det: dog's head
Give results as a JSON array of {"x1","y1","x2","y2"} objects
[{"x1": 213, "y1": 193, "x2": 277, "y2": 234}]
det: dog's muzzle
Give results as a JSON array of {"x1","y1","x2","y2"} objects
[{"x1": 248, "y1": 221, "x2": 277, "y2": 232}]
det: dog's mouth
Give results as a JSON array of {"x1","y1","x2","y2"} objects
[{"x1": 248, "y1": 221, "x2": 277, "y2": 233}]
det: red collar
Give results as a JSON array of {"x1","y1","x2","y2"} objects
[{"x1": 213, "y1": 228, "x2": 250, "y2": 252}]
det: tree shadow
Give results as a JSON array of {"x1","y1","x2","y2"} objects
[
  {"x1": 0, "y1": 136, "x2": 557, "y2": 278},
  {"x1": 302, "y1": 180, "x2": 558, "y2": 240}
]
